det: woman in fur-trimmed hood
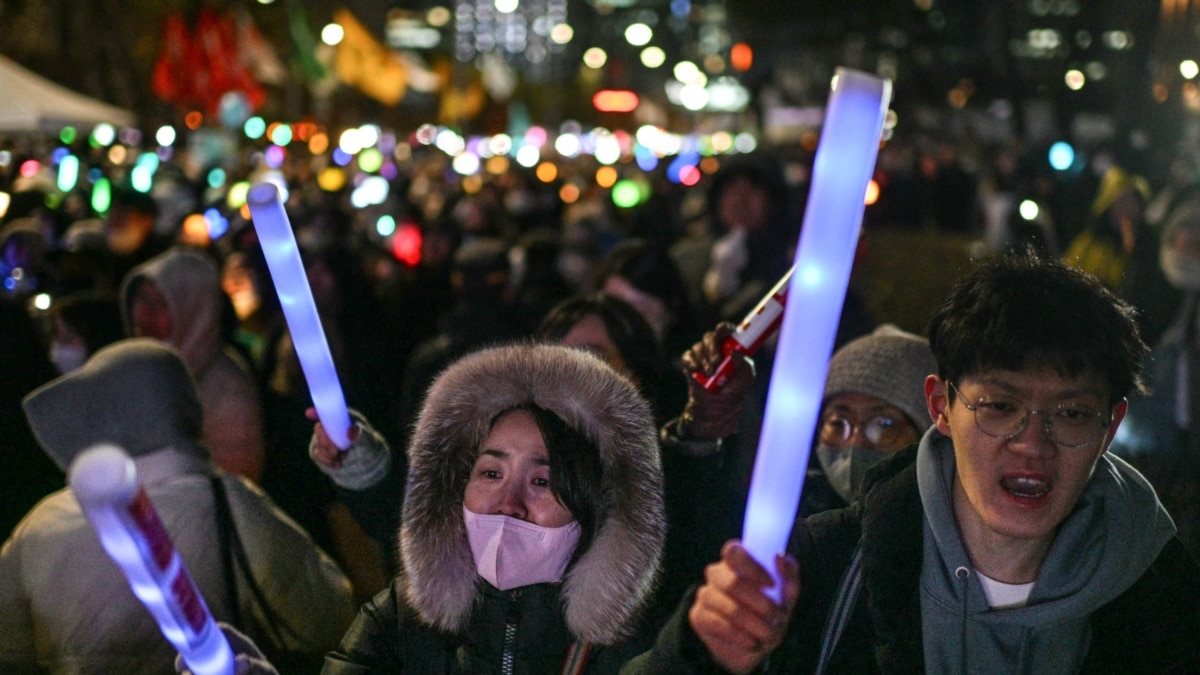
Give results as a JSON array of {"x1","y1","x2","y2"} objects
[{"x1": 322, "y1": 342, "x2": 667, "y2": 673}]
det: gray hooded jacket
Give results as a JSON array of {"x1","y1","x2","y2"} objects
[{"x1": 917, "y1": 430, "x2": 1177, "y2": 673}]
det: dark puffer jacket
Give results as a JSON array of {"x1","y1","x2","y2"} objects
[{"x1": 324, "y1": 343, "x2": 667, "y2": 673}]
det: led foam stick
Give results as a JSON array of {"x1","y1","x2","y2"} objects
[
  {"x1": 69, "y1": 445, "x2": 234, "y2": 675},
  {"x1": 695, "y1": 264, "x2": 796, "y2": 392},
  {"x1": 741, "y1": 68, "x2": 891, "y2": 600},
  {"x1": 247, "y1": 182, "x2": 352, "y2": 448}
]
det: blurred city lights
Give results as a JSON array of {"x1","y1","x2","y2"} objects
[
  {"x1": 641, "y1": 46, "x2": 666, "y2": 68},
  {"x1": 1020, "y1": 199, "x2": 1040, "y2": 220},
  {"x1": 322, "y1": 23, "x2": 345, "y2": 45},
  {"x1": 555, "y1": 133, "x2": 581, "y2": 157},
  {"x1": 269, "y1": 124, "x2": 293, "y2": 146},
  {"x1": 550, "y1": 23, "x2": 573, "y2": 44},
  {"x1": 593, "y1": 90, "x2": 640, "y2": 113},
  {"x1": 0, "y1": 192, "x2": 10, "y2": 220},
  {"x1": 612, "y1": 179, "x2": 641, "y2": 207},
  {"x1": 731, "y1": 43, "x2": 753, "y2": 71},
  {"x1": 376, "y1": 214, "x2": 397, "y2": 237},
  {"x1": 1065, "y1": 69, "x2": 1085, "y2": 90},
  {"x1": 583, "y1": 47, "x2": 607, "y2": 68},
  {"x1": 865, "y1": 179, "x2": 880, "y2": 205},
  {"x1": 516, "y1": 145, "x2": 540, "y2": 167},
  {"x1": 495, "y1": 0, "x2": 519, "y2": 13},
  {"x1": 244, "y1": 117, "x2": 266, "y2": 140},
  {"x1": 207, "y1": 168, "x2": 227, "y2": 189},
  {"x1": 595, "y1": 166, "x2": 618, "y2": 188},
  {"x1": 92, "y1": 123, "x2": 116, "y2": 147},
  {"x1": 91, "y1": 177, "x2": 112, "y2": 213},
  {"x1": 625, "y1": 23, "x2": 653, "y2": 46},
  {"x1": 57, "y1": 155, "x2": 79, "y2": 192},
  {"x1": 226, "y1": 182, "x2": 251, "y2": 209},
  {"x1": 34, "y1": 293, "x2": 51, "y2": 311},
  {"x1": 1048, "y1": 141, "x2": 1075, "y2": 170},
  {"x1": 392, "y1": 223, "x2": 423, "y2": 266},
  {"x1": 536, "y1": 161, "x2": 558, "y2": 182},
  {"x1": 359, "y1": 148, "x2": 385, "y2": 173},
  {"x1": 451, "y1": 152, "x2": 481, "y2": 175},
  {"x1": 156, "y1": 126, "x2": 177, "y2": 147},
  {"x1": 339, "y1": 128, "x2": 365, "y2": 155},
  {"x1": 1182, "y1": 60, "x2": 1200, "y2": 79}
]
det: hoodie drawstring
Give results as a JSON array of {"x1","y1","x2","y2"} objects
[{"x1": 955, "y1": 566, "x2": 970, "y2": 674}]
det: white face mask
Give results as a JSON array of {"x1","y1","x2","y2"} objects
[
  {"x1": 49, "y1": 342, "x2": 88, "y2": 374},
  {"x1": 816, "y1": 444, "x2": 892, "y2": 503},
  {"x1": 462, "y1": 506, "x2": 582, "y2": 591}
]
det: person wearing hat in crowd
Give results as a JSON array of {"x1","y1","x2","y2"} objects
[
  {"x1": 1062, "y1": 165, "x2": 1153, "y2": 291},
  {"x1": 0, "y1": 339, "x2": 355, "y2": 675},
  {"x1": 802, "y1": 325, "x2": 938, "y2": 516},
  {"x1": 628, "y1": 253, "x2": 1200, "y2": 674}
]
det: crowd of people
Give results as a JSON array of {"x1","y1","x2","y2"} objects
[{"x1": 3, "y1": 124, "x2": 1200, "y2": 672}]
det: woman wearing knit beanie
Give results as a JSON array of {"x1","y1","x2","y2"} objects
[{"x1": 804, "y1": 325, "x2": 937, "y2": 515}]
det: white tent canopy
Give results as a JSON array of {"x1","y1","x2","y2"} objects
[{"x1": 0, "y1": 54, "x2": 135, "y2": 132}]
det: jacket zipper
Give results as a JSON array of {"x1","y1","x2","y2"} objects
[{"x1": 501, "y1": 589, "x2": 522, "y2": 675}]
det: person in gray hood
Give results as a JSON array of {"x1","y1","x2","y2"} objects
[
  {"x1": 0, "y1": 339, "x2": 355, "y2": 674},
  {"x1": 626, "y1": 253, "x2": 1200, "y2": 674}
]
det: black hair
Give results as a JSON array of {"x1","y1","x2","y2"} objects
[
  {"x1": 493, "y1": 402, "x2": 604, "y2": 562},
  {"x1": 928, "y1": 251, "x2": 1148, "y2": 405},
  {"x1": 537, "y1": 293, "x2": 687, "y2": 426}
]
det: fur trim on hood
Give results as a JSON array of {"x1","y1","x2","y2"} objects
[{"x1": 400, "y1": 342, "x2": 665, "y2": 645}]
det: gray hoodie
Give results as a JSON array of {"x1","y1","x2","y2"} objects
[{"x1": 916, "y1": 431, "x2": 1176, "y2": 674}]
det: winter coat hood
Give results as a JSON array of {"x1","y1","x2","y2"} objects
[
  {"x1": 22, "y1": 338, "x2": 206, "y2": 471},
  {"x1": 400, "y1": 342, "x2": 666, "y2": 646},
  {"x1": 120, "y1": 247, "x2": 223, "y2": 376}
]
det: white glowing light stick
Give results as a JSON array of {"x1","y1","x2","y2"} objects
[
  {"x1": 741, "y1": 68, "x2": 891, "y2": 600},
  {"x1": 68, "y1": 445, "x2": 234, "y2": 675},
  {"x1": 247, "y1": 182, "x2": 352, "y2": 448}
]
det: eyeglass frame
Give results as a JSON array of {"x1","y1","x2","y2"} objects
[
  {"x1": 945, "y1": 380, "x2": 1114, "y2": 448},
  {"x1": 818, "y1": 411, "x2": 913, "y2": 448}
]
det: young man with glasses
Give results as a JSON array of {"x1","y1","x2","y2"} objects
[{"x1": 625, "y1": 254, "x2": 1200, "y2": 674}]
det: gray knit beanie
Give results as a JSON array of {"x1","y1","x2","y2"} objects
[{"x1": 823, "y1": 325, "x2": 936, "y2": 433}]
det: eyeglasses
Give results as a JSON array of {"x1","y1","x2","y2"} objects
[
  {"x1": 819, "y1": 413, "x2": 912, "y2": 448},
  {"x1": 947, "y1": 381, "x2": 1112, "y2": 448}
]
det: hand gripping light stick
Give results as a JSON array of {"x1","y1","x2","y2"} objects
[
  {"x1": 69, "y1": 445, "x2": 235, "y2": 675},
  {"x1": 247, "y1": 182, "x2": 352, "y2": 448},
  {"x1": 694, "y1": 264, "x2": 795, "y2": 392},
  {"x1": 741, "y1": 68, "x2": 891, "y2": 601}
]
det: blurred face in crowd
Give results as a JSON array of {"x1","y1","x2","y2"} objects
[
  {"x1": 602, "y1": 276, "x2": 669, "y2": 344},
  {"x1": 559, "y1": 313, "x2": 629, "y2": 378},
  {"x1": 130, "y1": 280, "x2": 172, "y2": 341},
  {"x1": 464, "y1": 409, "x2": 575, "y2": 528},
  {"x1": 717, "y1": 176, "x2": 771, "y2": 231}
]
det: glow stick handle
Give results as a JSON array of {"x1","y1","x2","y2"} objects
[
  {"x1": 695, "y1": 265, "x2": 795, "y2": 392},
  {"x1": 68, "y1": 445, "x2": 234, "y2": 675},
  {"x1": 247, "y1": 182, "x2": 352, "y2": 449},
  {"x1": 741, "y1": 68, "x2": 891, "y2": 601}
]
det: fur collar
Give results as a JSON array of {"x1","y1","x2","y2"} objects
[{"x1": 399, "y1": 342, "x2": 666, "y2": 645}]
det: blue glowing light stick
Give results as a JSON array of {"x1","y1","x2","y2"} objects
[
  {"x1": 741, "y1": 68, "x2": 891, "y2": 599},
  {"x1": 247, "y1": 182, "x2": 352, "y2": 448},
  {"x1": 69, "y1": 445, "x2": 235, "y2": 675}
]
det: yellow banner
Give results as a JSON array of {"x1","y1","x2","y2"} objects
[{"x1": 333, "y1": 8, "x2": 407, "y2": 106}]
